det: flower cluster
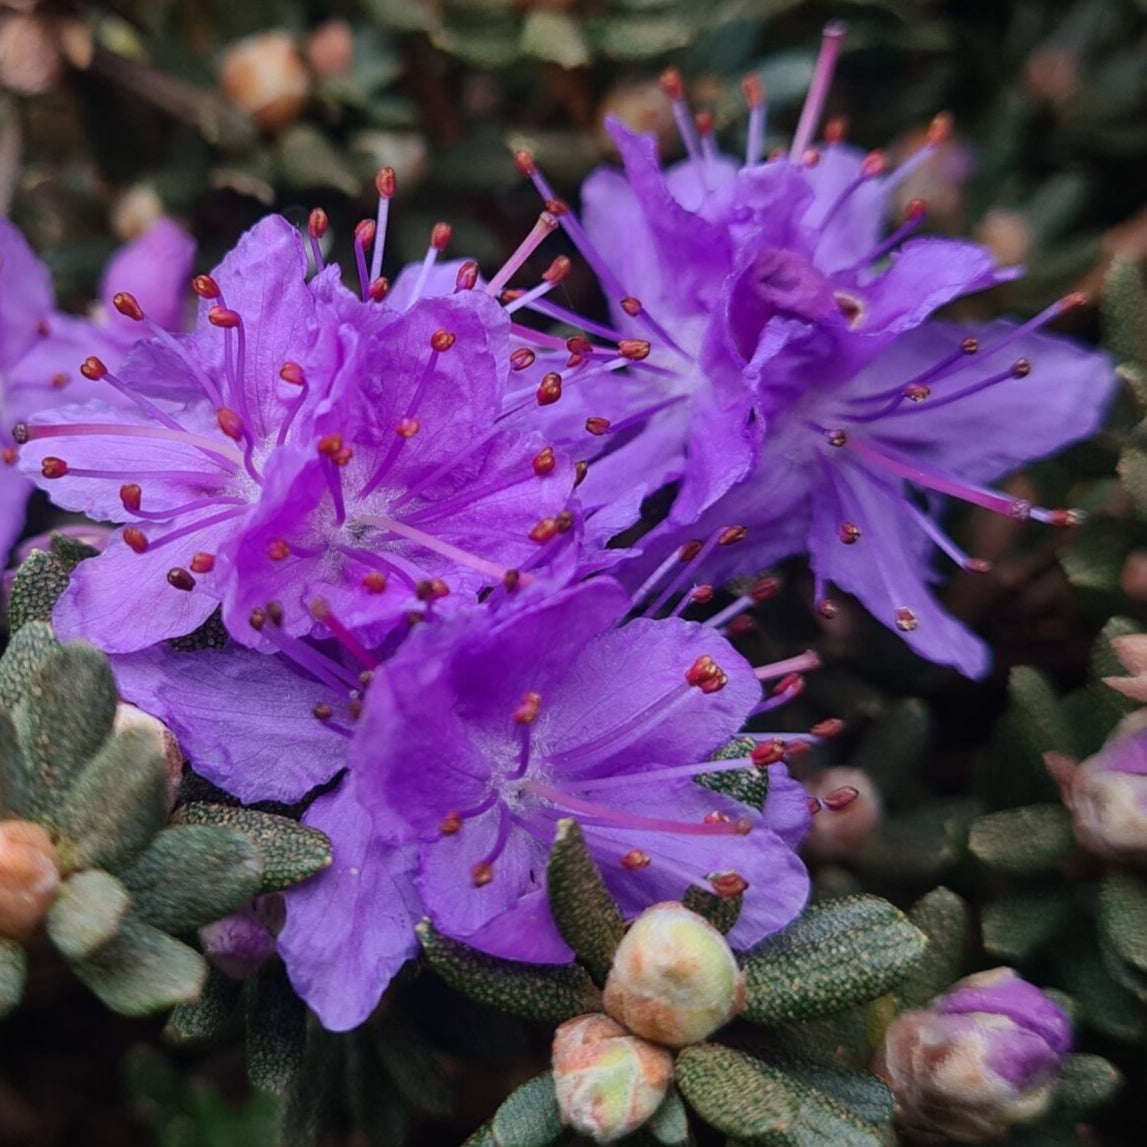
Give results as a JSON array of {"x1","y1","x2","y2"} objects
[{"x1": 4, "y1": 23, "x2": 1115, "y2": 1033}]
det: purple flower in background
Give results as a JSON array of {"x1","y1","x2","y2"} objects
[
  {"x1": 875, "y1": 967, "x2": 1072, "y2": 1142},
  {"x1": 353, "y1": 578, "x2": 810, "y2": 967},
  {"x1": 507, "y1": 23, "x2": 1115, "y2": 677},
  {"x1": 0, "y1": 217, "x2": 194, "y2": 558}
]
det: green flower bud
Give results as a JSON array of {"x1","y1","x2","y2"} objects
[
  {"x1": 603, "y1": 902, "x2": 745, "y2": 1047},
  {"x1": 552, "y1": 1014, "x2": 674, "y2": 1143}
]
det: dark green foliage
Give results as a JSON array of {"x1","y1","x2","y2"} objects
[{"x1": 246, "y1": 961, "x2": 307, "y2": 1095}]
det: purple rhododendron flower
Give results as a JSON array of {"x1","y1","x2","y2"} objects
[
  {"x1": 506, "y1": 24, "x2": 1116, "y2": 677},
  {"x1": 0, "y1": 217, "x2": 194, "y2": 558},
  {"x1": 17, "y1": 213, "x2": 579, "y2": 653}
]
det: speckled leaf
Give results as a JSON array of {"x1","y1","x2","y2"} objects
[
  {"x1": 547, "y1": 818, "x2": 624, "y2": 984},
  {"x1": 279, "y1": 1028, "x2": 343, "y2": 1147},
  {"x1": 1098, "y1": 870, "x2": 1147, "y2": 975},
  {"x1": 1103, "y1": 256, "x2": 1147, "y2": 368},
  {"x1": 0, "y1": 621, "x2": 60, "y2": 710},
  {"x1": 174, "y1": 802, "x2": 332, "y2": 893},
  {"x1": 773, "y1": 1064, "x2": 894, "y2": 1128},
  {"x1": 417, "y1": 920, "x2": 599, "y2": 1023},
  {"x1": 247, "y1": 960, "x2": 306, "y2": 1094},
  {"x1": 120, "y1": 824, "x2": 264, "y2": 932},
  {"x1": 648, "y1": 1087, "x2": 690, "y2": 1146},
  {"x1": 46, "y1": 868, "x2": 130, "y2": 961},
  {"x1": 55, "y1": 727, "x2": 168, "y2": 874},
  {"x1": 894, "y1": 887, "x2": 971, "y2": 1010},
  {"x1": 14, "y1": 642, "x2": 118, "y2": 822},
  {"x1": 982, "y1": 888, "x2": 1073, "y2": 963},
  {"x1": 164, "y1": 966, "x2": 244, "y2": 1043},
  {"x1": 489, "y1": 1072, "x2": 564, "y2": 1147},
  {"x1": 742, "y1": 896, "x2": 927, "y2": 1025},
  {"x1": 0, "y1": 937, "x2": 25, "y2": 1018},
  {"x1": 969, "y1": 805, "x2": 1075, "y2": 874},
  {"x1": 1050, "y1": 1053, "x2": 1123, "y2": 1117},
  {"x1": 0, "y1": 710, "x2": 27, "y2": 817},
  {"x1": 696, "y1": 736, "x2": 769, "y2": 809},
  {"x1": 72, "y1": 918, "x2": 207, "y2": 1017},
  {"x1": 984, "y1": 667, "x2": 1072, "y2": 804},
  {"x1": 683, "y1": 884, "x2": 741, "y2": 934},
  {"x1": 49, "y1": 532, "x2": 101, "y2": 572},
  {"x1": 7, "y1": 550, "x2": 70, "y2": 632},
  {"x1": 675, "y1": 1044, "x2": 887, "y2": 1147}
]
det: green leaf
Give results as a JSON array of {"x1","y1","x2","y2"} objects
[
  {"x1": 1097, "y1": 869, "x2": 1147, "y2": 975},
  {"x1": 486, "y1": 1072, "x2": 564, "y2": 1147},
  {"x1": 697, "y1": 735, "x2": 768, "y2": 809},
  {"x1": 279, "y1": 1028, "x2": 343, "y2": 1147},
  {"x1": 1118, "y1": 445, "x2": 1147, "y2": 519},
  {"x1": 120, "y1": 825, "x2": 264, "y2": 932},
  {"x1": 346, "y1": 1030, "x2": 409, "y2": 1147},
  {"x1": 982, "y1": 667, "x2": 1070, "y2": 804},
  {"x1": 7, "y1": 550, "x2": 71, "y2": 632},
  {"x1": 46, "y1": 868, "x2": 131, "y2": 961},
  {"x1": 852, "y1": 698, "x2": 934, "y2": 798},
  {"x1": 520, "y1": 10, "x2": 590, "y2": 68},
  {"x1": 14, "y1": 642, "x2": 119, "y2": 822},
  {"x1": 1103, "y1": 256, "x2": 1147, "y2": 368},
  {"x1": 859, "y1": 798, "x2": 977, "y2": 884},
  {"x1": 0, "y1": 620, "x2": 60, "y2": 710},
  {"x1": 968, "y1": 804, "x2": 1076, "y2": 874},
  {"x1": 1051, "y1": 1053, "x2": 1123, "y2": 1117},
  {"x1": 675, "y1": 1044, "x2": 888, "y2": 1147},
  {"x1": 247, "y1": 960, "x2": 306, "y2": 1094},
  {"x1": 647, "y1": 1087, "x2": 690, "y2": 1147},
  {"x1": 0, "y1": 936, "x2": 25, "y2": 1018},
  {"x1": 417, "y1": 920, "x2": 599, "y2": 1023},
  {"x1": 164, "y1": 966, "x2": 244, "y2": 1043},
  {"x1": 1055, "y1": 940, "x2": 1145, "y2": 1043},
  {"x1": 682, "y1": 884, "x2": 742, "y2": 934},
  {"x1": 546, "y1": 818, "x2": 625, "y2": 984},
  {"x1": 375, "y1": 1016, "x2": 455, "y2": 1118},
  {"x1": 0, "y1": 710, "x2": 27, "y2": 818},
  {"x1": 894, "y1": 886, "x2": 972, "y2": 1010},
  {"x1": 982, "y1": 888, "x2": 1073, "y2": 963},
  {"x1": 772, "y1": 1064, "x2": 894, "y2": 1128},
  {"x1": 742, "y1": 896, "x2": 927, "y2": 1025},
  {"x1": 49, "y1": 532, "x2": 101, "y2": 572},
  {"x1": 72, "y1": 918, "x2": 207, "y2": 1017},
  {"x1": 174, "y1": 802, "x2": 332, "y2": 893},
  {"x1": 55, "y1": 727, "x2": 169, "y2": 874}
]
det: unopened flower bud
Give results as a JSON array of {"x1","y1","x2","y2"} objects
[
  {"x1": 220, "y1": 30, "x2": 310, "y2": 133},
  {"x1": 803, "y1": 767, "x2": 882, "y2": 862},
  {"x1": 1049, "y1": 725, "x2": 1147, "y2": 865},
  {"x1": 305, "y1": 19, "x2": 354, "y2": 81},
  {"x1": 551, "y1": 1014, "x2": 674, "y2": 1143},
  {"x1": 0, "y1": 820, "x2": 61, "y2": 941},
  {"x1": 0, "y1": 12, "x2": 63, "y2": 97},
  {"x1": 603, "y1": 902, "x2": 745, "y2": 1047},
  {"x1": 875, "y1": 968, "x2": 1071, "y2": 1142}
]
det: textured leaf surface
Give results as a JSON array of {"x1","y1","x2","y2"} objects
[
  {"x1": 7, "y1": 550, "x2": 70, "y2": 632},
  {"x1": 0, "y1": 710, "x2": 27, "y2": 818},
  {"x1": 1104, "y1": 256, "x2": 1147, "y2": 368},
  {"x1": 1051, "y1": 1053, "x2": 1123, "y2": 1116},
  {"x1": 56, "y1": 727, "x2": 168, "y2": 873},
  {"x1": 647, "y1": 1087, "x2": 690, "y2": 1146},
  {"x1": 72, "y1": 918, "x2": 207, "y2": 1016},
  {"x1": 969, "y1": 805, "x2": 1075, "y2": 874},
  {"x1": 743, "y1": 896, "x2": 927, "y2": 1025},
  {"x1": 1098, "y1": 870, "x2": 1147, "y2": 975},
  {"x1": 376, "y1": 1017, "x2": 455, "y2": 1118},
  {"x1": 246, "y1": 960, "x2": 306, "y2": 1094},
  {"x1": 0, "y1": 621, "x2": 60, "y2": 710},
  {"x1": 895, "y1": 887, "x2": 971, "y2": 1009},
  {"x1": 682, "y1": 884, "x2": 742, "y2": 934},
  {"x1": 0, "y1": 937, "x2": 25, "y2": 1019},
  {"x1": 774, "y1": 1063, "x2": 894, "y2": 1127},
  {"x1": 164, "y1": 966, "x2": 244, "y2": 1043},
  {"x1": 175, "y1": 802, "x2": 332, "y2": 892},
  {"x1": 982, "y1": 889, "x2": 1073, "y2": 963},
  {"x1": 16, "y1": 643, "x2": 119, "y2": 822},
  {"x1": 417, "y1": 920, "x2": 599, "y2": 1023},
  {"x1": 546, "y1": 818, "x2": 624, "y2": 984},
  {"x1": 675, "y1": 1044, "x2": 888, "y2": 1147},
  {"x1": 120, "y1": 824, "x2": 264, "y2": 931},
  {"x1": 696, "y1": 736, "x2": 768, "y2": 809},
  {"x1": 489, "y1": 1072, "x2": 564, "y2": 1147},
  {"x1": 46, "y1": 868, "x2": 131, "y2": 961}
]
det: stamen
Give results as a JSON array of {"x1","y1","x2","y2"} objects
[
  {"x1": 166, "y1": 568, "x2": 196, "y2": 591},
  {"x1": 15, "y1": 422, "x2": 242, "y2": 471},
  {"x1": 753, "y1": 650, "x2": 822, "y2": 682},
  {"x1": 356, "y1": 513, "x2": 523, "y2": 584},
  {"x1": 502, "y1": 256, "x2": 571, "y2": 315},
  {"x1": 659, "y1": 68, "x2": 702, "y2": 164},
  {"x1": 790, "y1": 22, "x2": 848, "y2": 161},
  {"x1": 354, "y1": 219, "x2": 376, "y2": 302},
  {"x1": 308, "y1": 208, "x2": 328, "y2": 273},
  {"x1": 369, "y1": 168, "x2": 395, "y2": 284},
  {"x1": 407, "y1": 222, "x2": 452, "y2": 305},
  {"x1": 644, "y1": 525, "x2": 738, "y2": 618},
  {"x1": 309, "y1": 598, "x2": 379, "y2": 670},
  {"x1": 80, "y1": 357, "x2": 187, "y2": 434},
  {"x1": 743, "y1": 75, "x2": 767, "y2": 167},
  {"x1": 486, "y1": 212, "x2": 559, "y2": 298}
]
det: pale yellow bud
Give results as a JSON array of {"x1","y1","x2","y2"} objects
[
  {"x1": 603, "y1": 902, "x2": 744, "y2": 1047},
  {"x1": 551, "y1": 1014, "x2": 673, "y2": 1143},
  {"x1": 220, "y1": 31, "x2": 310, "y2": 134},
  {"x1": 0, "y1": 820, "x2": 60, "y2": 940}
]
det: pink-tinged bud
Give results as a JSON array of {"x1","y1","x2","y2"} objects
[
  {"x1": 551, "y1": 1014, "x2": 674, "y2": 1143},
  {"x1": 200, "y1": 898, "x2": 282, "y2": 980},
  {"x1": 874, "y1": 968, "x2": 1071, "y2": 1143},
  {"x1": 603, "y1": 902, "x2": 745, "y2": 1047},
  {"x1": 1102, "y1": 634, "x2": 1147, "y2": 702},
  {"x1": 803, "y1": 767, "x2": 882, "y2": 862},
  {"x1": 113, "y1": 703, "x2": 184, "y2": 813},
  {"x1": 219, "y1": 30, "x2": 311, "y2": 133},
  {"x1": 0, "y1": 13, "x2": 64, "y2": 97},
  {"x1": 305, "y1": 19, "x2": 355, "y2": 81},
  {"x1": 0, "y1": 820, "x2": 61, "y2": 941},
  {"x1": 1049, "y1": 724, "x2": 1147, "y2": 865}
]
